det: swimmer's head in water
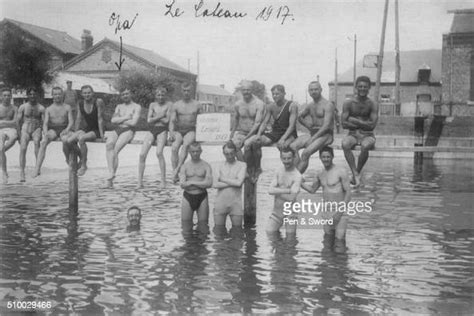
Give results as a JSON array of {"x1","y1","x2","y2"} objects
[
  {"x1": 127, "y1": 206, "x2": 142, "y2": 227},
  {"x1": 319, "y1": 146, "x2": 334, "y2": 168},
  {"x1": 223, "y1": 141, "x2": 237, "y2": 162},
  {"x1": 189, "y1": 142, "x2": 202, "y2": 160},
  {"x1": 280, "y1": 147, "x2": 295, "y2": 168}
]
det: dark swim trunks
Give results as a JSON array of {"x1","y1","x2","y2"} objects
[
  {"x1": 177, "y1": 126, "x2": 196, "y2": 137},
  {"x1": 263, "y1": 129, "x2": 286, "y2": 143},
  {"x1": 84, "y1": 127, "x2": 100, "y2": 138},
  {"x1": 150, "y1": 125, "x2": 168, "y2": 139},
  {"x1": 114, "y1": 126, "x2": 134, "y2": 137},
  {"x1": 49, "y1": 125, "x2": 67, "y2": 138},
  {"x1": 183, "y1": 190, "x2": 208, "y2": 211}
]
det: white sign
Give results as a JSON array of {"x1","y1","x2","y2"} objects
[{"x1": 196, "y1": 113, "x2": 231, "y2": 142}]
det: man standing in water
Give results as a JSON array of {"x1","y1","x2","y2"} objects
[
  {"x1": 266, "y1": 147, "x2": 302, "y2": 236},
  {"x1": 0, "y1": 88, "x2": 18, "y2": 184},
  {"x1": 169, "y1": 82, "x2": 200, "y2": 183},
  {"x1": 33, "y1": 87, "x2": 74, "y2": 177},
  {"x1": 180, "y1": 142, "x2": 213, "y2": 232},
  {"x1": 290, "y1": 81, "x2": 334, "y2": 174},
  {"x1": 17, "y1": 87, "x2": 45, "y2": 182},
  {"x1": 106, "y1": 88, "x2": 141, "y2": 188},
  {"x1": 137, "y1": 86, "x2": 172, "y2": 189},
  {"x1": 213, "y1": 141, "x2": 247, "y2": 235},
  {"x1": 229, "y1": 80, "x2": 265, "y2": 163},
  {"x1": 341, "y1": 76, "x2": 378, "y2": 187},
  {"x1": 301, "y1": 146, "x2": 351, "y2": 243},
  {"x1": 65, "y1": 85, "x2": 104, "y2": 176}
]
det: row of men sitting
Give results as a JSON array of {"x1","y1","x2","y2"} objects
[{"x1": 0, "y1": 76, "x2": 378, "y2": 188}]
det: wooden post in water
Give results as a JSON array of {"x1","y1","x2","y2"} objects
[
  {"x1": 243, "y1": 149, "x2": 257, "y2": 227},
  {"x1": 69, "y1": 145, "x2": 79, "y2": 213}
]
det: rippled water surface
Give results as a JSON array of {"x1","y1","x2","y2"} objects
[{"x1": 1, "y1": 152, "x2": 473, "y2": 314}]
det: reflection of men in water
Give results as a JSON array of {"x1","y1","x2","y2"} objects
[
  {"x1": 127, "y1": 206, "x2": 142, "y2": 231},
  {"x1": 290, "y1": 81, "x2": 334, "y2": 174},
  {"x1": 106, "y1": 88, "x2": 141, "y2": 188},
  {"x1": 0, "y1": 88, "x2": 18, "y2": 184},
  {"x1": 229, "y1": 80, "x2": 265, "y2": 163},
  {"x1": 266, "y1": 148, "x2": 302, "y2": 236},
  {"x1": 137, "y1": 86, "x2": 172, "y2": 189},
  {"x1": 33, "y1": 87, "x2": 74, "y2": 178},
  {"x1": 65, "y1": 85, "x2": 105, "y2": 176},
  {"x1": 213, "y1": 141, "x2": 247, "y2": 234},
  {"x1": 169, "y1": 82, "x2": 200, "y2": 183},
  {"x1": 17, "y1": 88, "x2": 45, "y2": 182},
  {"x1": 301, "y1": 146, "x2": 351, "y2": 242},
  {"x1": 341, "y1": 76, "x2": 378, "y2": 187},
  {"x1": 180, "y1": 142, "x2": 213, "y2": 231}
]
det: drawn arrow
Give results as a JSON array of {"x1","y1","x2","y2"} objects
[{"x1": 114, "y1": 36, "x2": 125, "y2": 71}]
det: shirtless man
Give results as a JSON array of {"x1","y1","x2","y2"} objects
[
  {"x1": 17, "y1": 88, "x2": 45, "y2": 182},
  {"x1": 0, "y1": 88, "x2": 18, "y2": 184},
  {"x1": 290, "y1": 81, "x2": 334, "y2": 174},
  {"x1": 180, "y1": 142, "x2": 213, "y2": 232},
  {"x1": 137, "y1": 86, "x2": 172, "y2": 189},
  {"x1": 106, "y1": 88, "x2": 141, "y2": 188},
  {"x1": 229, "y1": 80, "x2": 265, "y2": 163},
  {"x1": 213, "y1": 141, "x2": 247, "y2": 234},
  {"x1": 33, "y1": 86, "x2": 74, "y2": 177},
  {"x1": 169, "y1": 82, "x2": 200, "y2": 183},
  {"x1": 301, "y1": 146, "x2": 351, "y2": 242},
  {"x1": 65, "y1": 85, "x2": 104, "y2": 176},
  {"x1": 341, "y1": 76, "x2": 378, "y2": 187},
  {"x1": 266, "y1": 147, "x2": 302, "y2": 236}
]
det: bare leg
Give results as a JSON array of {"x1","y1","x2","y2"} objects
[
  {"x1": 171, "y1": 133, "x2": 183, "y2": 183},
  {"x1": 341, "y1": 136, "x2": 359, "y2": 187},
  {"x1": 156, "y1": 132, "x2": 168, "y2": 189},
  {"x1": 105, "y1": 132, "x2": 119, "y2": 184},
  {"x1": 137, "y1": 132, "x2": 154, "y2": 188},
  {"x1": 33, "y1": 130, "x2": 56, "y2": 177},
  {"x1": 356, "y1": 138, "x2": 376, "y2": 174},
  {"x1": 112, "y1": 130, "x2": 135, "y2": 180},
  {"x1": 175, "y1": 131, "x2": 195, "y2": 178},
  {"x1": 196, "y1": 195, "x2": 210, "y2": 226},
  {"x1": 290, "y1": 135, "x2": 310, "y2": 173},
  {"x1": 19, "y1": 135, "x2": 30, "y2": 182},
  {"x1": 298, "y1": 134, "x2": 333, "y2": 174},
  {"x1": 0, "y1": 133, "x2": 7, "y2": 184},
  {"x1": 77, "y1": 131, "x2": 96, "y2": 176}
]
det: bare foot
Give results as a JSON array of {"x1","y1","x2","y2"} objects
[
  {"x1": 172, "y1": 170, "x2": 179, "y2": 184},
  {"x1": 350, "y1": 174, "x2": 361, "y2": 188},
  {"x1": 106, "y1": 179, "x2": 114, "y2": 188},
  {"x1": 32, "y1": 170, "x2": 40, "y2": 178},
  {"x1": 2, "y1": 173, "x2": 8, "y2": 184},
  {"x1": 20, "y1": 171, "x2": 26, "y2": 182},
  {"x1": 106, "y1": 174, "x2": 115, "y2": 181},
  {"x1": 77, "y1": 166, "x2": 87, "y2": 176},
  {"x1": 136, "y1": 183, "x2": 144, "y2": 189}
]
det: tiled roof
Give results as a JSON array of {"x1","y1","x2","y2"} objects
[
  {"x1": 333, "y1": 49, "x2": 441, "y2": 84},
  {"x1": 3, "y1": 18, "x2": 82, "y2": 54},
  {"x1": 198, "y1": 84, "x2": 232, "y2": 96}
]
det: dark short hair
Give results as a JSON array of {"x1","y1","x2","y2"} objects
[
  {"x1": 1, "y1": 87, "x2": 11, "y2": 94},
  {"x1": 52, "y1": 86, "x2": 63, "y2": 93},
  {"x1": 27, "y1": 87, "x2": 38, "y2": 94},
  {"x1": 271, "y1": 84, "x2": 285, "y2": 94},
  {"x1": 355, "y1": 76, "x2": 371, "y2": 86},
  {"x1": 120, "y1": 87, "x2": 132, "y2": 93},
  {"x1": 189, "y1": 141, "x2": 202, "y2": 149},
  {"x1": 280, "y1": 147, "x2": 295, "y2": 156},
  {"x1": 81, "y1": 85, "x2": 94, "y2": 92},
  {"x1": 156, "y1": 86, "x2": 167, "y2": 93},
  {"x1": 319, "y1": 146, "x2": 334, "y2": 157},
  {"x1": 181, "y1": 82, "x2": 193, "y2": 89},
  {"x1": 223, "y1": 140, "x2": 237, "y2": 152},
  {"x1": 127, "y1": 206, "x2": 142, "y2": 215}
]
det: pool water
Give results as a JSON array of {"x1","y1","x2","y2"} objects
[{"x1": 0, "y1": 150, "x2": 473, "y2": 314}]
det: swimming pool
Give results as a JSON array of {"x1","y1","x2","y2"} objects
[{"x1": 0, "y1": 146, "x2": 473, "y2": 314}]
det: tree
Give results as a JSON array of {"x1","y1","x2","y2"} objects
[
  {"x1": 234, "y1": 79, "x2": 269, "y2": 103},
  {"x1": 114, "y1": 68, "x2": 178, "y2": 108},
  {"x1": 0, "y1": 29, "x2": 52, "y2": 94}
]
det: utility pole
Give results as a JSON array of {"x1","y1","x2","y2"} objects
[
  {"x1": 196, "y1": 51, "x2": 200, "y2": 100},
  {"x1": 353, "y1": 34, "x2": 357, "y2": 90},
  {"x1": 335, "y1": 48, "x2": 338, "y2": 109},
  {"x1": 394, "y1": 0, "x2": 401, "y2": 115},
  {"x1": 188, "y1": 58, "x2": 191, "y2": 72},
  {"x1": 374, "y1": 0, "x2": 390, "y2": 112}
]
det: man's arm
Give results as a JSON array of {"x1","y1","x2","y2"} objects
[
  {"x1": 301, "y1": 176, "x2": 321, "y2": 193},
  {"x1": 297, "y1": 105, "x2": 312, "y2": 130},
  {"x1": 220, "y1": 163, "x2": 247, "y2": 187},
  {"x1": 0, "y1": 107, "x2": 18, "y2": 128},
  {"x1": 16, "y1": 104, "x2": 25, "y2": 130},
  {"x1": 168, "y1": 104, "x2": 177, "y2": 133},
  {"x1": 339, "y1": 168, "x2": 351, "y2": 204},
  {"x1": 310, "y1": 101, "x2": 334, "y2": 141},
  {"x1": 179, "y1": 164, "x2": 189, "y2": 189},
  {"x1": 148, "y1": 104, "x2": 168, "y2": 125},
  {"x1": 97, "y1": 99, "x2": 105, "y2": 139},
  {"x1": 257, "y1": 104, "x2": 271, "y2": 136},
  {"x1": 244, "y1": 101, "x2": 265, "y2": 139},
  {"x1": 348, "y1": 100, "x2": 379, "y2": 131},
  {"x1": 42, "y1": 109, "x2": 50, "y2": 136},
  {"x1": 269, "y1": 173, "x2": 292, "y2": 195},
  {"x1": 65, "y1": 105, "x2": 74, "y2": 132},
  {"x1": 213, "y1": 165, "x2": 229, "y2": 189},
  {"x1": 111, "y1": 105, "x2": 128, "y2": 124},
  {"x1": 280, "y1": 174, "x2": 302, "y2": 200},
  {"x1": 341, "y1": 100, "x2": 358, "y2": 130},
  {"x1": 123, "y1": 104, "x2": 141, "y2": 127},
  {"x1": 75, "y1": 106, "x2": 82, "y2": 131},
  {"x1": 229, "y1": 104, "x2": 239, "y2": 139}
]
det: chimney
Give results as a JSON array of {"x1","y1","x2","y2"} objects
[
  {"x1": 220, "y1": 84, "x2": 225, "y2": 89},
  {"x1": 81, "y1": 29, "x2": 93, "y2": 51}
]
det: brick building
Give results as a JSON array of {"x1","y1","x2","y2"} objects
[
  {"x1": 442, "y1": 9, "x2": 474, "y2": 115},
  {"x1": 328, "y1": 49, "x2": 442, "y2": 116},
  {"x1": 197, "y1": 84, "x2": 235, "y2": 112}
]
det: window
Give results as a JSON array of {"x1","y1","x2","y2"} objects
[{"x1": 380, "y1": 94, "x2": 391, "y2": 103}]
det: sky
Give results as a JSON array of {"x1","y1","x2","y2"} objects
[{"x1": 1, "y1": 0, "x2": 473, "y2": 103}]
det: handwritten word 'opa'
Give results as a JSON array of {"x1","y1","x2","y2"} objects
[{"x1": 109, "y1": 12, "x2": 139, "y2": 34}]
